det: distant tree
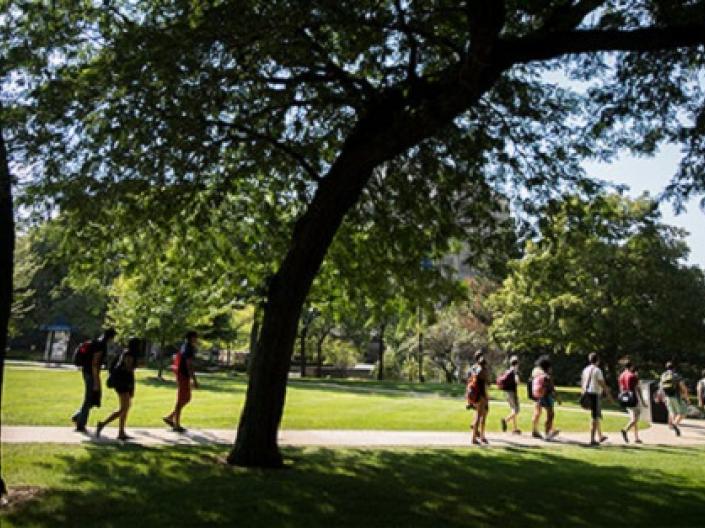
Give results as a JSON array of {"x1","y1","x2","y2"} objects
[
  {"x1": 490, "y1": 194, "x2": 705, "y2": 383},
  {"x1": 428, "y1": 306, "x2": 489, "y2": 383}
]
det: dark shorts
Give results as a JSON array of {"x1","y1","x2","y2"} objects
[
  {"x1": 177, "y1": 375, "x2": 192, "y2": 406},
  {"x1": 539, "y1": 395, "x2": 555, "y2": 409},
  {"x1": 586, "y1": 393, "x2": 602, "y2": 420},
  {"x1": 113, "y1": 372, "x2": 135, "y2": 397}
]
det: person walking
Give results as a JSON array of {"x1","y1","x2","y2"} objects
[
  {"x1": 660, "y1": 361, "x2": 690, "y2": 436},
  {"x1": 618, "y1": 360, "x2": 646, "y2": 444},
  {"x1": 467, "y1": 351, "x2": 490, "y2": 445},
  {"x1": 499, "y1": 355, "x2": 521, "y2": 435},
  {"x1": 71, "y1": 328, "x2": 116, "y2": 433},
  {"x1": 530, "y1": 356, "x2": 560, "y2": 441},
  {"x1": 581, "y1": 352, "x2": 614, "y2": 446},
  {"x1": 96, "y1": 337, "x2": 139, "y2": 441},
  {"x1": 163, "y1": 331, "x2": 199, "y2": 433}
]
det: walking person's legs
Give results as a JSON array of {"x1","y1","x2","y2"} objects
[
  {"x1": 164, "y1": 375, "x2": 190, "y2": 431},
  {"x1": 97, "y1": 392, "x2": 130, "y2": 438},
  {"x1": 471, "y1": 408, "x2": 481, "y2": 444},
  {"x1": 117, "y1": 393, "x2": 132, "y2": 439},
  {"x1": 532, "y1": 402, "x2": 543, "y2": 439},
  {"x1": 480, "y1": 400, "x2": 489, "y2": 443},
  {"x1": 72, "y1": 371, "x2": 93, "y2": 432},
  {"x1": 545, "y1": 406, "x2": 554, "y2": 437}
]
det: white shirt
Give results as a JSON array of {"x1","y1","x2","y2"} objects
[{"x1": 582, "y1": 365, "x2": 604, "y2": 394}]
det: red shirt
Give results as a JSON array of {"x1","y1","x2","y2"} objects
[{"x1": 619, "y1": 370, "x2": 638, "y2": 392}]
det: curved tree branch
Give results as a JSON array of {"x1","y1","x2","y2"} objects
[{"x1": 496, "y1": 25, "x2": 705, "y2": 66}]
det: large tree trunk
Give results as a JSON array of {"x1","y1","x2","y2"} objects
[
  {"x1": 227, "y1": 146, "x2": 377, "y2": 467},
  {"x1": 0, "y1": 112, "x2": 14, "y2": 496},
  {"x1": 228, "y1": 55, "x2": 504, "y2": 467}
]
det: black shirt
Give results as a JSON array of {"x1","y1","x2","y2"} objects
[
  {"x1": 178, "y1": 341, "x2": 196, "y2": 378},
  {"x1": 84, "y1": 338, "x2": 109, "y2": 374}
]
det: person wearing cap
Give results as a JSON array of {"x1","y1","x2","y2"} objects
[
  {"x1": 468, "y1": 350, "x2": 490, "y2": 445},
  {"x1": 500, "y1": 356, "x2": 522, "y2": 435},
  {"x1": 163, "y1": 331, "x2": 199, "y2": 433}
]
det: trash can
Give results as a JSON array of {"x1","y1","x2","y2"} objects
[{"x1": 641, "y1": 380, "x2": 668, "y2": 424}]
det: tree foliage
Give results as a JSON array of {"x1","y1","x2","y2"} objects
[
  {"x1": 489, "y1": 194, "x2": 705, "y2": 380},
  {"x1": 6, "y1": 1, "x2": 705, "y2": 466}
]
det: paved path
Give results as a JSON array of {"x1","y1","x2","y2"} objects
[{"x1": 4, "y1": 420, "x2": 705, "y2": 448}]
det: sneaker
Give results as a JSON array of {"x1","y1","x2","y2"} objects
[
  {"x1": 162, "y1": 416, "x2": 175, "y2": 429},
  {"x1": 173, "y1": 426, "x2": 187, "y2": 434},
  {"x1": 673, "y1": 425, "x2": 681, "y2": 437},
  {"x1": 599, "y1": 436, "x2": 608, "y2": 443},
  {"x1": 74, "y1": 426, "x2": 88, "y2": 434},
  {"x1": 512, "y1": 430, "x2": 522, "y2": 435},
  {"x1": 621, "y1": 429, "x2": 629, "y2": 443},
  {"x1": 117, "y1": 433, "x2": 134, "y2": 441},
  {"x1": 635, "y1": 439, "x2": 643, "y2": 444},
  {"x1": 588, "y1": 441, "x2": 600, "y2": 447},
  {"x1": 96, "y1": 421, "x2": 106, "y2": 438},
  {"x1": 481, "y1": 437, "x2": 489, "y2": 445},
  {"x1": 532, "y1": 431, "x2": 543, "y2": 440},
  {"x1": 548, "y1": 429, "x2": 560, "y2": 440},
  {"x1": 500, "y1": 418, "x2": 507, "y2": 432}
]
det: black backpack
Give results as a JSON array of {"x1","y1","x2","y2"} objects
[
  {"x1": 72, "y1": 341, "x2": 93, "y2": 367},
  {"x1": 526, "y1": 378, "x2": 536, "y2": 401}
]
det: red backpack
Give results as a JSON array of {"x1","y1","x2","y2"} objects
[
  {"x1": 496, "y1": 369, "x2": 516, "y2": 391},
  {"x1": 466, "y1": 371, "x2": 481, "y2": 406},
  {"x1": 72, "y1": 341, "x2": 93, "y2": 367}
]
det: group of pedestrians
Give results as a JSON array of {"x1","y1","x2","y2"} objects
[
  {"x1": 466, "y1": 350, "x2": 705, "y2": 446},
  {"x1": 71, "y1": 328, "x2": 199, "y2": 440}
]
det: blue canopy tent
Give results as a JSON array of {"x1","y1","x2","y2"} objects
[{"x1": 40, "y1": 317, "x2": 73, "y2": 362}]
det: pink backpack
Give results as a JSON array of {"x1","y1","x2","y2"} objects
[{"x1": 532, "y1": 374, "x2": 548, "y2": 399}]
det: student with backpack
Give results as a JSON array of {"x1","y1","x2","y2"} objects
[
  {"x1": 660, "y1": 361, "x2": 690, "y2": 436},
  {"x1": 581, "y1": 353, "x2": 614, "y2": 446},
  {"x1": 618, "y1": 359, "x2": 646, "y2": 444},
  {"x1": 530, "y1": 356, "x2": 561, "y2": 441},
  {"x1": 96, "y1": 337, "x2": 139, "y2": 441},
  {"x1": 163, "y1": 331, "x2": 200, "y2": 433},
  {"x1": 498, "y1": 355, "x2": 521, "y2": 435},
  {"x1": 71, "y1": 328, "x2": 116, "y2": 433},
  {"x1": 466, "y1": 351, "x2": 490, "y2": 445}
]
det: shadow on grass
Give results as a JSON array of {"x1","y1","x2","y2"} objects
[
  {"x1": 4, "y1": 444, "x2": 705, "y2": 528},
  {"x1": 138, "y1": 376, "x2": 247, "y2": 395}
]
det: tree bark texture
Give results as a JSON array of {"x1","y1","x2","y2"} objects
[{"x1": 0, "y1": 114, "x2": 14, "y2": 496}]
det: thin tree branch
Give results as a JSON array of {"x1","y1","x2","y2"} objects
[{"x1": 496, "y1": 25, "x2": 705, "y2": 66}]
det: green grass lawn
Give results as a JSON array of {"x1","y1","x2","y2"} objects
[
  {"x1": 3, "y1": 366, "x2": 640, "y2": 432},
  {"x1": 3, "y1": 443, "x2": 705, "y2": 527}
]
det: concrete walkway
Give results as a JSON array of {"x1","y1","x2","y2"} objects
[{"x1": 4, "y1": 420, "x2": 705, "y2": 448}]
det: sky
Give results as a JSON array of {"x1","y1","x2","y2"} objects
[{"x1": 582, "y1": 144, "x2": 704, "y2": 269}]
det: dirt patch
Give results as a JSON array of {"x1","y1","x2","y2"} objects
[{"x1": 0, "y1": 486, "x2": 45, "y2": 512}]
